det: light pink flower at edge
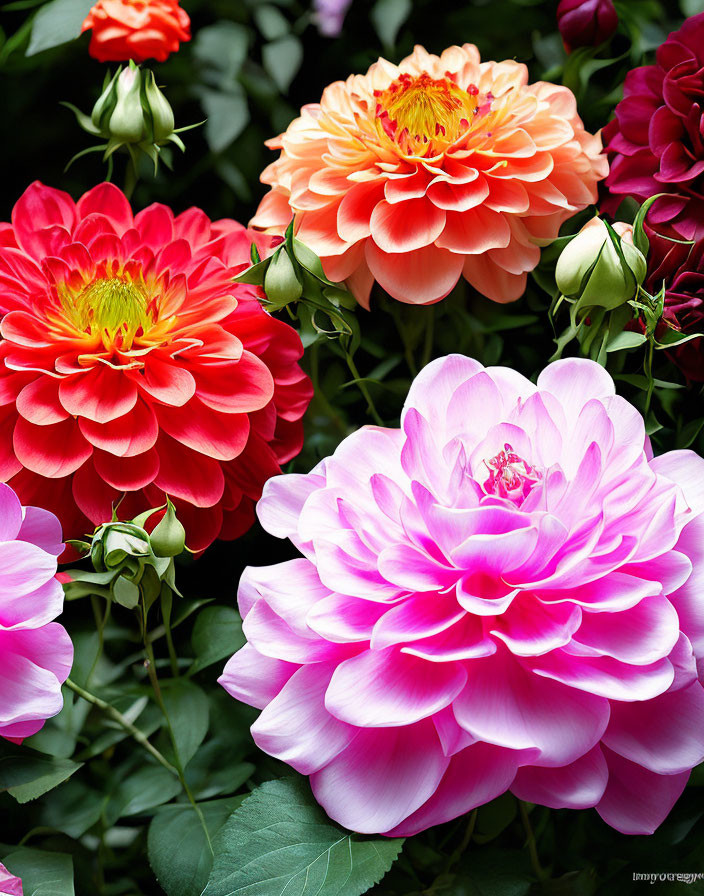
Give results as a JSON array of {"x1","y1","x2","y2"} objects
[
  {"x1": 221, "y1": 356, "x2": 704, "y2": 837},
  {"x1": 0, "y1": 862, "x2": 23, "y2": 896},
  {"x1": 0, "y1": 484, "x2": 72, "y2": 743}
]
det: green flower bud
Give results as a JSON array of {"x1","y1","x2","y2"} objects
[
  {"x1": 91, "y1": 521, "x2": 152, "y2": 573},
  {"x1": 150, "y1": 499, "x2": 186, "y2": 557},
  {"x1": 108, "y1": 63, "x2": 145, "y2": 143},
  {"x1": 143, "y1": 71, "x2": 175, "y2": 143},
  {"x1": 556, "y1": 218, "x2": 647, "y2": 312},
  {"x1": 91, "y1": 69, "x2": 120, "y2": 132}
]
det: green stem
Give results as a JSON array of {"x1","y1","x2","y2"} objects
[
  {"x1": 65, "y1": 678, "x2": 178, "y2": 777},
  {"x1": 518, "y1": 801, "x2": 547, "y2": 882},
  {"x1": 123, "y1": 159, "x2": 138, "y2": 201},
  {"x1": 644, "y1": 337, "x2": 655, "y2": 417},
  {"x1": 443, "y1": 809, "x2": 477, "y2": 874},
  {"x1": 345, "y1": 352, "x2": 384, "y2": 426},
  {"x1": 162, "y1": 596, "x2": 180, "y2": 678},
  {"x1": 143, "y1": 636, "x2": 213, "y2": 855},
  {"x1": 86, "y1": 594, "x2": 111, "y2": 687},
  {"x1": 310, "y1": 341, "x2": 348, "y2": 437},
  {"x1": 392, "y1": 306, "x2": 418, "y2": 376}
]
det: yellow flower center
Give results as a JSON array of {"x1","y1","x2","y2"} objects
[
  {"x1": 374, "y1": 73, "x2": 479, "y2": 156},
  {"x1": 66, "y1": 277, "x2": 152, "y2": 349}
]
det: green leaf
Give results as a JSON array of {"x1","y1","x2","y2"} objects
[
  {"x1": 113, "y1": 575, "x2": 140, "y2": 609},
  {"x1": 473, "y1": 793, "x2": 517, "y2": 844},
  {"x1": 605, "y1": 330, "x2": 647, "y2": 352},
  {"x1": 262, "y1": 35, "x2": 303, "y2": 92},
  {"x1": 26, "y1": 0, "x2": 94, "y2": 55},
  {"x1": 109, "y1": 763, "x2": 182, "y2": 819},
  {"x1": 203, "y1": 777, "x2": 404, "y2": 896},
  {"x1": 1, "y1": 848, "x2": 74, "y2": 896},
  {"x1": 148, "y1": 797, "x2": 245, "y2": 896},
  {"x1": 254, "y1": 5, "x2": 290, "y2": 40},
  {"x1": 193, "y1": 22, "x2": 250, "y2": 87},
  {"x1": 190, "y1": 606, "x2": 245, "y2": 673},
  {"x1": 199, "y1": 87, "x2": 250, "y2": 154},
  {"x1": 0, "y1": 741, "x2": 83, "y2": 804},
  {"x1": 40, "y1": 778, "x2": 106, "y2": 838},
  {"x1": 371, "y1": 0, "x2": 411, "y2": 47},
  {"x1": 162, "y1": 679, "x2": 210, "y2": 769}
]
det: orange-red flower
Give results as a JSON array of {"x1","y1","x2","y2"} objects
[
  {"x1": 252, "y1": 44, "x2": 608, "y2": 306},
  {"x1": 82, "y1": 0, "x2": 191, "y2": 64},
  {"x1": 0, "y1": 182, "x2": 312, "y2": 553}
]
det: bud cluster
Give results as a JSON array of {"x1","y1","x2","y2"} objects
[
  {"x1": 237, "y1": 222, "x2": 361, "y2": 353},
  {"x1": 65, "y1": 60, "x2": 190, "y2": 175},
  {"x1": 552, "y1": 216, "x2": 648, "y2": 362},
  {"x1": 64, "y1": 500, "x2": 186, "y2": 611}
]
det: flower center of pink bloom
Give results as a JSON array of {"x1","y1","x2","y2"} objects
[
  {"x1": 374, "y1": 72, "x2": 481, "y2": 156},
  {"x1": 65, "y1": 276, "x2": 153, "y2": 349},
  {"x1": 483, "y1": 443, "x2": 541, "y2": 503}
]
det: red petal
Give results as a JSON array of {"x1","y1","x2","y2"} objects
[
  {"x1": 16, "y1": 376, "x2": 69, "y2": 425},
  {"x1": 13, "y1": 416, "x2": 92, "y2": 477},
  {"x1": 157, "y1": 399, "x2": 250, "y2": 461},
  {"x1": 76, "y1": 183, "x2": 134, "y2": 236},
  {"x1": 11, "y1": 182, "x2": 77, "y2": 259},
  {"x1": 194, "y1": 352, "x2": 274, "y2": 414},
  {"x1": 136, "y1": 356, "x2": 196, "y2": 406},
  {"x1": 79, "y1": 398, "x2": 158, "y2": 457},
  {"x1": 153, "y1": 433, "x2": 225, "y2": 507},
  {"x1": 93, "y1": 447, "x2": 160, "y2": 490},
  {"x1": 59, "y1": 366, "x2": 138, "y2": 423},
  {"x1": 135, "y1": 204, "x2": 175, "y2": 250},
  {"x1": 0, "y1": 406, "x2": 22, "y2": 479}
]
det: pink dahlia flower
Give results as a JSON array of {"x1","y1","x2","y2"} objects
[
  {"x1": 0, "y1": 483, "x2": 72, "y2": 743},
  {"x1": 0, "y1": 863, "x2": 22, "y2": 896},
  {"x1": 221, "y1": 355, "x2": 704, "y2": 836},
  {"x1": 251, "y1": 44, "x2": 607, "y2": 306}
]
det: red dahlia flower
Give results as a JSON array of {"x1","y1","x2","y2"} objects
[
  {"x1": 82, "y1": 0, "x2": 191, "y2": 64},
  {"x1": 0, "y1": 182, "x2": 312, "y2": 553},
  {"x1": 603, "y1": 13, "x2": 704, "y2": 241}
]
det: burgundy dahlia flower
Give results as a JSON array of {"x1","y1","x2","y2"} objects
[
  {"x1": 221, "y1": 355, "x2": 704, "y2": 837},
  {"x1": 644, "y1": 225, "x2": 704, "y2": 380},
  {"x1": 603, "y1": 13, "x2": 704, "y2": 240},
  {"x1": 557, "y1": 0, "x2": 618, "y2": 52}
]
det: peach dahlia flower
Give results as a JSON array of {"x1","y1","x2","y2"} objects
[{"x1": 251, "y1": 44, "x2": 608, "y2": 307}]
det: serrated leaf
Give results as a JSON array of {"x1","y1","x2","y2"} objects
[
  {"x1": 1, "y1": 848, "x2": 74, "y2": 896},
  {"x1": 26, "y1": 0, "x2": 94, "y2": 55},
  {"x1": 148, "y1": 797, "x2": 245, "y2": 896},
  {"x1": 190, "y1": 606, "x2": 245, "y2": 673},
  {"x1": 203, "y1": 777, "x2": 404, "y2": 896}
]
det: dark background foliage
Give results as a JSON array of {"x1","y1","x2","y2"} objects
[{"x1": 2, "y1": 0, "x2": 704, "y2": 894}]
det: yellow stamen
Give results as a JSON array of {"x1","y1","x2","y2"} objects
[
  {"x1": 66, "y1": 277, "x2": 151, "y2": 348},
  {"x1": 374, "y1": 72, "x2": 479, "y2": 155}
]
